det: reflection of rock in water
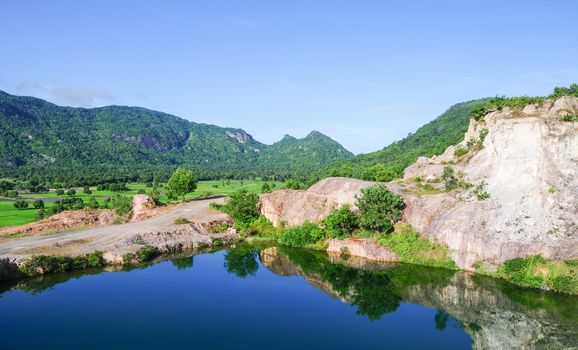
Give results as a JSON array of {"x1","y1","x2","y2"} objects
[{"x1": 260, "y1": 247, "x2": 578, "y2": 350}]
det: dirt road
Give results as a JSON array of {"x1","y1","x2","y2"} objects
[{"x1": 0, "y1": 197, "x2": 231, "y2": 262}]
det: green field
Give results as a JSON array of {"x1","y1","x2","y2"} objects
[{"x1": 0, "y1": 180, "x2": 281, "y2": 229}]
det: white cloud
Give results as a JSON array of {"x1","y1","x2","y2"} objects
[{"x1": 13, "y1": 82, "x2": 116, "y2": 107}]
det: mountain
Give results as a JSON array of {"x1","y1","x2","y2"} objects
[
  {"x1": 0, "y1": 90, "x2": 353, "y2": 183},
  {"x1": 322, "y1": 98, "x2": 489, "y2": 181}
]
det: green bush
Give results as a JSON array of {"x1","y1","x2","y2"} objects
[
  {"x1": 454, "y1": 146, "x2": 468, "y2": 158},
  {"x1": 247, "y1": 216, "x2": 279, "y2": 237},
  {"x1": 88, "y1": 197, "x2": 100, "y2": 209},
  {"x1": 111, "y1": 194, "x2": 133, "y2": 217},
  {"x1": 278, "y1": 221, "x2": 325, "y2": 247},
  {"x1": 67, "y1": 189, "x2": 76, "y2": 196},
  {"x1": 499, "y1": 255, "x2": 547, "y2": 289},
  {"x1": 441, "y1": 166, "x2": 458, "y2": 191},
  {"x1": 32, "y1": 199, "x2": 44, "y2": 209},
  {"x1": 322, "y1": 204, "x2": 359, "y2": 238},
  {"x1": 174, "y1": 216, "x2": 190, "y2": 224},
  {"x1": 221, "y1": 188, "x2": 260, "y2": 231},
  {"x1": 19, "y1": 251, "x2": 106, "y2": 276},
  {"x1": 13, "y1": 200, "x2": 29, "y2": 210},
  {"x1": 560, "y1": 114, "x2": 578, "y2": 122},
  {"x1": 35, "y1": 209, "x2": 46, "y2": 220},
  {"x1": 136, "y1": 245, "x2": 159, "y2": 262},
  {"x1": 355, "y1": 184, "x2": 404, "y2": 233}
]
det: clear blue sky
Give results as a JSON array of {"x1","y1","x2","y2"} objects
[{"x1": 1, "y1": 0, "x2": 577, "y2": 154}]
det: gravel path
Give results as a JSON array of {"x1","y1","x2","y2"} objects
[{"x1": 0, "y1": 197, "x2": 229, "y2": 261}]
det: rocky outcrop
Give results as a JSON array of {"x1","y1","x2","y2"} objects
[
  {"x1": 260, "y1": 177, "x2": 377, "y2": 226},
  {"x1": 403, "y1": 96, "x2": 578, "y2": 268},
  {"x1": 259, "y1": 97, "x2": 578, "y2": 270},
  {"x1": 130, "y1": 194, "x2": 157, "y2": 222},
  {"x1": 327, "y1": 238, "x2": 399, "y2": 262}
]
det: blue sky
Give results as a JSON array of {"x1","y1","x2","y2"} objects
[{"x1": 1, "y1": 0, "x2": 577, "y2": 154}]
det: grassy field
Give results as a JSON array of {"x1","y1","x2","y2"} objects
[{"x1": 0, "y1": 180, "x2": 281, "y2": 229}]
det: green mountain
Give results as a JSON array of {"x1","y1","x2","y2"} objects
[
  {"x1": 0, "y1": 90, "x2": 353, "y2": 183},
  {"x1": 322, "y1": 99, "x2": 488, "y2": 181}
]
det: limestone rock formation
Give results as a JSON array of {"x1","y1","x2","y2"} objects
[
  {"x1": 131, "y1": 194, "x2": 157, "y2": 222},
  {"x1": 327, "y1": 238, "x2": 399, "y2": 262},
  {"x1": 260, "y1": 97, "x2": 578, "y2": 269},
  {"x1": 260, "y1": 177, "x2": 375, "y2": 226}
]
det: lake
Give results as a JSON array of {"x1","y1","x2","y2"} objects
[{"x1": 0, "y1": 244, "x2": 576, "y2": 349}]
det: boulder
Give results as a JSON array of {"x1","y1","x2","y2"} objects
[{"x1": 327, "y1": 238, "x2": 399, "y2": 262}]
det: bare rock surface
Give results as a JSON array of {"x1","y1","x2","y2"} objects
[
  {"x1": 130, "y1": 194, "x2": 157, "y2": 222},
  {"x1": 260, "y1": 177, "x2": 385, "y2": 227},
  {"x1": 260, "y1": 97, "x2": 578, "y2": 269},
  {"x1": 327, "y1": 238, "x2": 399, "y2": 262}
]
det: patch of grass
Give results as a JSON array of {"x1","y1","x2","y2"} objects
[
  {"x1": 491, "y1": 255, "x2": 578, "y2": 294},
  {"x1": 278, "y1": 221, "x2": 325, "y2": 247},
  {"x1": 377, "y1": 223, "x2": 458, "y2": 270},
  {"x1": 173, "y1": 216, "x2": 190, "y2": 225}
]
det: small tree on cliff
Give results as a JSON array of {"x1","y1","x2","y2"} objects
[
  {"x1": 166, "y1": 168, "x2": 197, "y2": 201},
  {"x1": 355, "y1": 184, "x2": 404, "y2": 234}
]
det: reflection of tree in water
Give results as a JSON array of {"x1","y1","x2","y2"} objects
[
  {"x1": 224, "y1": 246, "x2": 259, "y2": 278},
  {"x1": 171, "y1": 256, "x2": 194, "y2": 270},
  {"x1": 279, "y1": 247, "x2": 403, "y2": 320}
]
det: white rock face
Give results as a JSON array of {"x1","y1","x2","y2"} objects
[
  {"x1": 403, "y1": 96, "x2": 578, "y2": 268},
  {"x1": 261, "y1": 97, "x2": 578, "y2": 269}
]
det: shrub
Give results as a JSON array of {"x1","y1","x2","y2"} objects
[
  {"x1": 111, "y1": 195, "x2": 132, "y2": 217},
  {"x1": 322, "y1": 204, "x2": 359, "y2": 238},
  {"x1": 479, "y1": 128, "x2": 489, "y2": 144},
  {"x1": 67, "y1": 189, "x2": 76, "y2": 196},
  {"x1": 247, "y1": 216, "x2": 278, "y2": 237},
  {"x1": 13, "y1": 200, "x2": 29, "y2": 210},
  {"x1": 136, "y1": 245, "x2": 158, "y2": 262},
  {"x1": 86, "y1": 251, "x2": 105, "y2": 268},
  {"x1": 560, "y1": 114, "x2": 577, "y2": 122},
  {"x1": 19, "y1": 252, "x2": 106, "y2": 276},
  {"x1": 35, "y1": 209, "x2": 46, "y2": 220},
  {"x1": 499, "y1": 255, "x2": 547, "y2": 289},
  {"x1": 83, "y1": 186, "x2": 92, "y2": 195},
  {"x1": 55, "y1": 189, "x2": 64, "y2": 196},
  {"x1": 88, "y1": 197, "x2": 100, "y2": 209},
  {"x1": 355, "y1": 184, "x2": 404, "y2": 233},
  {"x1": 174, "y1": 216, "x2": 190, "y2": 224},
  {"x1": 32, "y1": 199, "x2": 44, "y2": 209},
  {"x1": 278, "y1": 221, "x2": 325, "y2": 247},
  {"x1": 261, "y1": 182, "x2": 272, "y2": 193},
  {"x1": 473, "y1": 181, "x2": 491, "y2": 200},
  {"x1": 441, "y1": 166, "x2": 458, "y2": 192},
  {"x1": 145, "y1": 188, "x2": 161, "y2": 205},
  {"x1": 454, "y1": 146, "x2": 468, "y2": 158},
  {"x1": 221, "y1": 188, "x2": 260, "y2": 231}
]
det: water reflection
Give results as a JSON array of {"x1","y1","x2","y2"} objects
[
  {"x1": 1, "y1": 244, "x2": 577, "y2": 349},
  {"x1": 257, "y1": 245, "x2": 578, "y2": 349}
]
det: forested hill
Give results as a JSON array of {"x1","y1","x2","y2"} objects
[
  {"x1": 322, "y1": 99, "x2": 488, "y2": 181},
  {"x1": 0, "y1": 90, "x2": 353, "y2": 183}
]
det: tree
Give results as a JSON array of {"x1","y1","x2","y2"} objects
[
  {"x1": 67, "y1": 189, "x2": 76, "y2": 196},
  {"x1": 14, "y1": 200, "x2": 29, "y2": 210},
  {"x1": 261, "y1": 182, "x2": 272, "y2": 193},
  {"x1": 165, "y1": 168, "x2": 197, "y2": 201},
  {"x1": 322, "y1": 204, "x2": 359, "y2": 238},
  {"x1": 221, "y1": 188, "x2": 259, "y2": 230},
  {"x1": 355, "y1": 184, "x2": 404, "y2": 233},
  {"x1": 55, "y1": 188, "x2": 65, "y2": 196},
  {"x1": 88, "y1": 197, "x2": 100, "y2": 209},
  {"x1": 32, "y1": 199, "x2": 44, "y2": 209}
]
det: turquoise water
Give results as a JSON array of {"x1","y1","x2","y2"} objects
[{"x1": 0, "y1": 245, "x2": 576, "y2": 349}]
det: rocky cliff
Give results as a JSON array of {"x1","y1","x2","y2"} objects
[{"x1": 260, "y1": 97, "x2": 578, "y2": 269}]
